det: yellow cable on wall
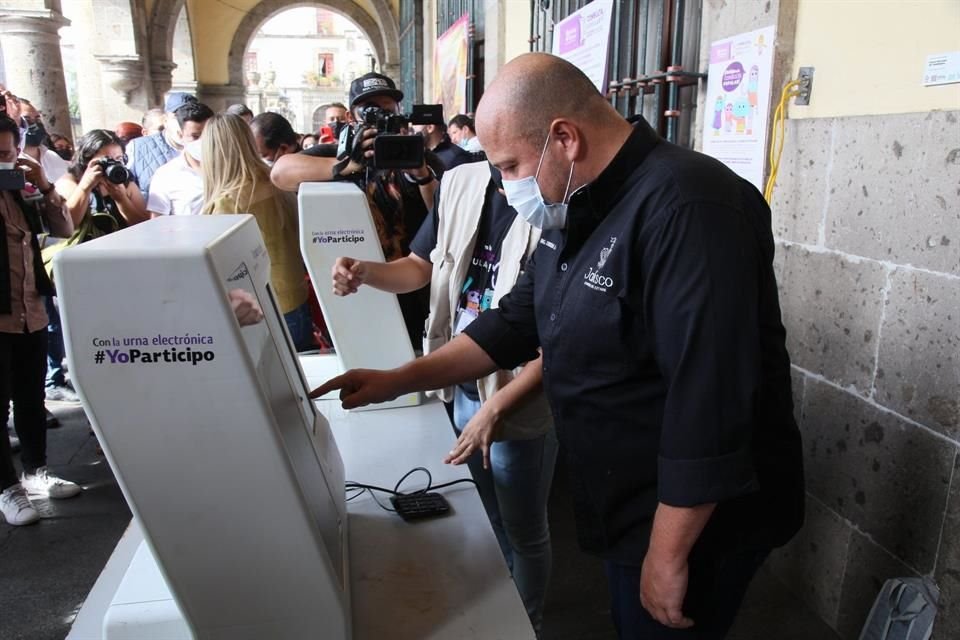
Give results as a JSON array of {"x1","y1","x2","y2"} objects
[{"x1": 764, "y1": 79, "x2": 802, "y2": 203}]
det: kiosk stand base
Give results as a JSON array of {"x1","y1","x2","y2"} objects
[{"x1": 70, "y1": 399, "x2": 535, "y2": 640}]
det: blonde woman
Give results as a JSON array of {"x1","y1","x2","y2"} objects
[{"x1": 201, "y1": 113, "x2": 312, "y2": 350}]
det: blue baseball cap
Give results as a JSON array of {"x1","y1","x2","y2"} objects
[{"x1": 164, "y1": 92, "x2": 197, "y2": 114}]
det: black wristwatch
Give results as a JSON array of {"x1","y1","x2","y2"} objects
[{"x1": 403, "y1": 167, "x2": 436, "y2": 186}]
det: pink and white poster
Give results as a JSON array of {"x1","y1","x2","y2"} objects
[
  {"x1": 700, "y1": 26, "x2": 776, "y2": 190},
  {"x1": 551, "y1": 0, "x2": 615, "y2": 93},
  {"x1": 433, "y1": 15, "x2": 469, "y2": 118}
]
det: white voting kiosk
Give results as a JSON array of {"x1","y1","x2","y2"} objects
[
  {"x1": 62, "y1": 196, "x2": 536, "y2": 640},
  {"x1": 298, "y1": 181, "x2": 419, "y2": 410},
  {"x1": 56, "y1": 215, "x2": 350, "y2": 640}
]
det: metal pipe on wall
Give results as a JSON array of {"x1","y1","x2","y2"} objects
[
  {"x1": 666, "y1": 0, "x2": 685, "y2": 142},
  {"x1": 621, "y1": 0, "x2": 637, "y2": 116},
  {"x1": 637, "y1": 0, "x2": 650, "y2": 118},
  {"x1": 609, "y1": 0, "x2": 622, "y2": 110},
  {"x1": 653, "y1": 0, "x2": 666, "y2": 134}
]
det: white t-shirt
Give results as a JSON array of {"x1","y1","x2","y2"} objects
[
  {"x1": 39, "y1": 147, "x2": 69, "y2": 183},
  {"x1": 147, "y1": 153, "x2": 204, "y2": 217}
]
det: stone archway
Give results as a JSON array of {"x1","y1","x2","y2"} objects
[
  {"x1": 226, "y1": 0, "x2": 400, "y2": 93},
  {"x1": 148, "y1": 0, "x2": 188, "y2": 101}
]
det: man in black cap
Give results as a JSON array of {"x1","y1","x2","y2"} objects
[{"x1": 270, "y1": 72, "x2": 441, "y2": 348}]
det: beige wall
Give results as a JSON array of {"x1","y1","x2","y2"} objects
[
  {"x1": 502, "y1": 0, "x2": 531, "y2": 64},
  {"x1": 789, "y1": 0, "x2": 960, "y2": 119}
]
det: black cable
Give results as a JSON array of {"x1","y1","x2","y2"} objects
[
  {"x1": 393, "y1": 466, "x2": 432, "y2": 495},
  {"x1": 344, "y1": 467, "x2": 478, "y2": 514},
  {"x1": 427, "y1": 478, "x2": 478, "y2": 491}
]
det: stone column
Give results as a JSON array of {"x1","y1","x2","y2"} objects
[
  {"x1": 150, "y1": 60, "x2": 179, "y2": 106},
  {"x1": 0, "y1": 6, "x2": 72, "y2": 133},
  {"x1": 195, "y1": 83, "x2": 246, "y2": 113}
]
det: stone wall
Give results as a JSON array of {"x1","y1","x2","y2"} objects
[{"x1": 767, "y1": 110, "x2": 960, "y2": 639}]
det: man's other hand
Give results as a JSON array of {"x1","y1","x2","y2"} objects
[
  {"x1": 639, "y1": 550, "x2": 695, "y2": 630},
  {"x1": 331, "y1": 257, "x2": 367, "y2": 296},
  {"x1": 228, "y1": 288, "x2": 264, "y2": 327}
]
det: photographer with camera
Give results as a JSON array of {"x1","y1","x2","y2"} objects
[
  {"x1": 271, "y1": 72, "x2": 443, "y2": 347},
  {"x1": 0, "y1": 115, "x2": 80, "y2": 526},
  {"x1": 55, "y1": 130, "x2": 148, "y2": 228}
]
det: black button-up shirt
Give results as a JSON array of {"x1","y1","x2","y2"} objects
[{"x1": 464, "y1": 119, "x2": 804, "y2": 563}]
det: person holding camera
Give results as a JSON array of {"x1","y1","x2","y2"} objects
[
  {"x1": 0, "y1": 115, "x2": 81, "y2": 526},
  {"x1": 55, "y1": 129, "x2": 148, "y2": 229},
  {"x1": 270, "y1": 72, "x2": 442, "y2": 347}
]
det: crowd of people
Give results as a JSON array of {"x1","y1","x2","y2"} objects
[{"x1": 0, "y1": 54, "x2": 804, "y2": 640}]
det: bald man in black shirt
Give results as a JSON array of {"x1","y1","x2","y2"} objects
[{"x1": 314, "y1": 53, "x2": 804, "y2": 639}]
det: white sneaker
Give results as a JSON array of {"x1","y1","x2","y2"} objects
[
  {"x1": 45, "y1": 384, "x2": 80, "y2": 404},
  {"x1": 0, "y1": 484, "x2": 40, "y2": 525},
  {"x1": 20, "y1": 467, "x2": 81, "y2": 499}
]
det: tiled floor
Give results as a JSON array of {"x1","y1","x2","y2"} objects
[{"x1": 2, "y1": 404, "x2": 842, "y2": 640}]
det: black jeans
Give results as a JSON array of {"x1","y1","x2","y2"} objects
[
  {"x1": 605, "y1": 542, "x2": 771, "y2": 639},
  {"x1": 0, "y1": 329, "x2": 48, "y2": 489}
]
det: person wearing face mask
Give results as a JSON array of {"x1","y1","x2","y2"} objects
[
  {"x1": 20, "y1": 110, "x2": 68, "y2": 184},
  {"x1": 250, "y1": 112, "x2": 300, "y2": 166},
  {"x1": 147, "y1": 103, "x2": 213, "y2": 219},
  {"x1": 313, "y1": 53, "x2": 804, "y2": 640},
  {"x1": 56, "y1": 129, "x2": 149, "y2": 228},
  {"x1": 126, "y1": 92, "x2": 199, "y2": 202},
  {"x1": 48, "y1": 134, "x2": 73, "y2": 162},
  {"x1": 329, "y1": 159, "x2": 557, "y2": 636},
  {"x1": 448, "y1": 114, "x2": 483, "y2": 153},
  {"x1": 0, "y1": 115, "x2": 81, "y2": 527},
  {"x1": 412, "y1": 117, "x2": 472, "y2": 171}
]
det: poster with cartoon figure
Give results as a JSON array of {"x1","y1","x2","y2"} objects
[{"x1": 701, "y1": 26, "x2": 775, "y2": 190}]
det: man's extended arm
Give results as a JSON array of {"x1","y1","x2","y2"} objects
[
  {"x1": 311, "y1": 332, "x2": 498, "y2": 408},
  {"x1": 270, "y1": 153, "x2": 339, "y2": 192}
]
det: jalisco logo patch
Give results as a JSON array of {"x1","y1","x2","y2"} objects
[{"x1": 584, "y1": 237, "x2": 617, "y2": 292}]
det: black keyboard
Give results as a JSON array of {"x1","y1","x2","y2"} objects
[{"x1": 390, "y1": 492, "x2": 451, "y2": 521}]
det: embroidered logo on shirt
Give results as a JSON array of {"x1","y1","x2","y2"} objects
[
  {"x1": 539, "y1": 238, "x2": 557, "y2": 250},
  {"x1": 584, "y1": 267, "x2": 614, "y2": 291},
  {"x1": 597, "y1": 236, "x2": 617, "y2": 268}
]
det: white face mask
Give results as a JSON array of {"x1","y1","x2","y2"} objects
[
  {"x1": 0, "y1": 161, "x2": 15, "y2": 171},
  {"x1": 501, "y1": 131, "x2": 575, "y2": 230}
]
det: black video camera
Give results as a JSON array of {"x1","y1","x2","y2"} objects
[
  {"x1": 0, "y1": 166, "x2": 25, "y2": 192},
  {"x1": 96, "y1": 157, "x2": 131, "y2": 185},
  {"x1": 338, "y1": 104, "x2": 442, "y2": 171}
]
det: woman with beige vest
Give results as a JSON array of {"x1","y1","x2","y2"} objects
[{"x1": 330, "y1": 160, "x2": 557, "y2": 637}]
